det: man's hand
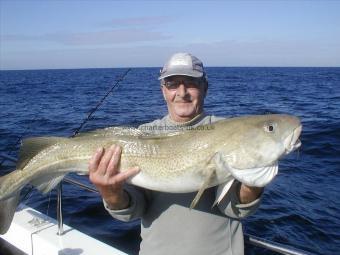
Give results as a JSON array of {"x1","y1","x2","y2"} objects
[
  {"x1": 238, "y1": 183, "x2": 263, "y2": 204},
  {"x1": 89, "y1": 145, "x2": 140, "y2": 210}
]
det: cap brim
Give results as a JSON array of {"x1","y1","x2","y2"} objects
[{"x1": 158, "y1": 67, "x2": 203, "y2": 80}]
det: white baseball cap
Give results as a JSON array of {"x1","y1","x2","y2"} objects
[{"x1": 159, "y1": 52, "x2": 206, "y2": 80}]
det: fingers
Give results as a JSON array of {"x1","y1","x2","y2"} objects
[
  {"x1": 89, "y1": 144, "x2": 140, "y2": 187},
  {"x1": 106, "y1": 145, "x2": 122, "y2": 177},
  {"x1": 105, "y1": 145, "x2": 140, "y2": 184},
  {"x1": 97, "y1": 145, "x2": 115, "y2": 175},
  {"x1": 111, "y1": 166, "x2": 140, "y2": 184},
  {"x1": 89, "y1": 147, "x2": 104, "y2": 174}
]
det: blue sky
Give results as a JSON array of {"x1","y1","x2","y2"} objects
[{"x1": 1, "y1": 0, "x2": 339, "y2": 70}]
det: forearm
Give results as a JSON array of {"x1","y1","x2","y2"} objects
[
  {"x1": 217, "y1": 180, "x2": 262, "y2": 219},
  {"x1": 100, "y1": 188, "x2": 130, "y2": 210},
  {"x1": 103, "y1": 185, "x2": 148, "y2": 222}
]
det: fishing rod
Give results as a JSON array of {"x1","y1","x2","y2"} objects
[
  {"x1": 0, "y1": 68, "x2": 131, "y2": 167},
  {"x1": 71, "y1": 68, "x2": 131, "y2": 137},
  {"x1": 0, "y1": 68, "x2": 132, "y2": 223},
  {"x1": 57, "y1": 68, "x2": 132, "y2": 235},
  {"x1": 0, "y1": 69, "x2": 131, "y2": 167}
]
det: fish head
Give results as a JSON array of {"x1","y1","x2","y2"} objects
[{"x1": 220, "y1": 114, "x2": 302, "y2": 169}]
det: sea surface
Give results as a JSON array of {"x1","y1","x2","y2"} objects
[{"x1": 0, "y1": 67, "x2": 339, "y2": 255}]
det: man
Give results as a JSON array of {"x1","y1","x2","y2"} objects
[{"x1": 89, "y1": 53, "x2": 263, "y2": 255}]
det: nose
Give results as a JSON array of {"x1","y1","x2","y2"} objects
[{"x1": 176, "y1": 83, "x2": 188, "y2": 97}]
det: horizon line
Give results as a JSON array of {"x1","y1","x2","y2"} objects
[{"x1": 1, "y1": 65, "x2": 340, "y2": 71}]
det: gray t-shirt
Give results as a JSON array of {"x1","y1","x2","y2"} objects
[{"x1": 104, "y1": 113, "x2": 262, "y2": 255}]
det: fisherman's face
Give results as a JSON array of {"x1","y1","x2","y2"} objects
[{"x1": 161, "y1": 75, "x2": 206, "y2": 122}]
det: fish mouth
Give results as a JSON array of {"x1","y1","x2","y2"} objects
[{"x1": 283, "y1": 125, "x2": 302, "y2": 154}]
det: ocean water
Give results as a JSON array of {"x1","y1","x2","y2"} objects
[{"x1": 0, "y1": 67, "x2": 339, "y2": 255}]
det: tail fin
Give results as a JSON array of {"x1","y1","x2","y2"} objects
[
  {"x1": 0, "y1": 171, "x2": 23, "y2": 234},
  {"x1": 0, "y1": 190, "x2": 20, "y2": 234}
]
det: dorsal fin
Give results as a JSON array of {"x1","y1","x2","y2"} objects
[
  {"x1": 17, "y1": 137, "x2": 67, "y2": 169},
  {"x1": 138, "y1": 131, "x2": 185, "y2": 140},
  {"x1": 75, "y1": 127, "x2": 145, "y2": 137},
  {"x1": 76, "y1": 127, "x2": 185, "y2": 140}
]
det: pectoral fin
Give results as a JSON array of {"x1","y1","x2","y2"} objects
[
  {"x1": 210, "y1": 152, "x2": 235, "y2": 207},
  {"x1": 190, "y1": 166, "x2": 216, "y2": 209},
  {"x1": 190, "y1": 153, "x2": 218, "y2": 209}
]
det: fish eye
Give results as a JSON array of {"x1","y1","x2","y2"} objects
[{"x1": 264, "y1": 122, "x2": 276, "y2": 133}]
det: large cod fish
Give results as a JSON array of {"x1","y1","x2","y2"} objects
[{"x1": 0, "y1": 114, "x2": 301, "y2": 234}]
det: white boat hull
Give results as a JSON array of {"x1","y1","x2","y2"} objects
[{"x1": 0, "y1": 204, "x2": 128, "y2": 255}]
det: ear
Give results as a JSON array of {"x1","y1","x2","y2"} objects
[{"x1": 202, "y1": 82, "x2": 208, "y2": 97}]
